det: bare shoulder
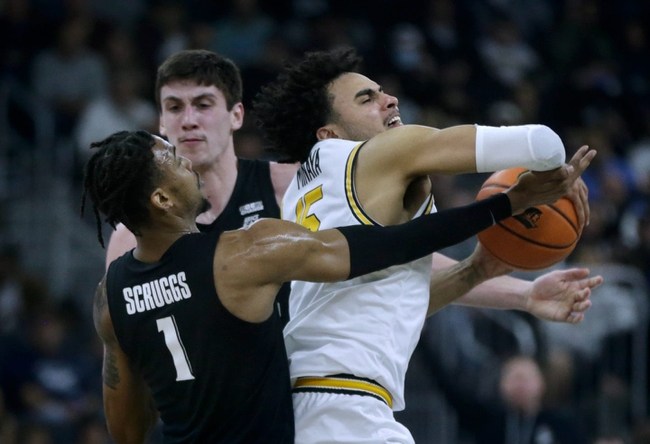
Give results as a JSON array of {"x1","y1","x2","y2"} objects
[
  {"x1": 105, "y1": 223, "x2": 137, "y2": 269},
  {"x1": 219, "y1": 218, "x2": 305, "y2": 254},
  {"x1": 215, "y1": 218, "x2": 316, "y2": 283}
]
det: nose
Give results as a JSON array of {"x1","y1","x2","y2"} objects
[
  {"x1": 383, "y1": 92, "x2": 399, "y2": 110},
  {"x1": 180, "y1": 106, "x2": 198, "y2": 129}
]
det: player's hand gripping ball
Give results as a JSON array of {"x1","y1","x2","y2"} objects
[{"x1": 476, "y1": 167, "x2": 581, "y2": 270}]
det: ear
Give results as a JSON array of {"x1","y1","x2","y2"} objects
[
  {"x1": 230, "y1": 102, "x2": 244, "y2": 131},
  {"x1": 316, "y1": 125, "x2": 339, "y2": 141},
  {"x1": 150, "y1": 188, "x2": 173, "y2": 211}
]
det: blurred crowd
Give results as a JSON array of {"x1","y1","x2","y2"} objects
[{"x1": 0, "y1": 0, "x2": 649, "y2": 442}]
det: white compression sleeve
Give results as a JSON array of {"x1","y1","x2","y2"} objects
[{"x1": 475, "y1": 124, "x2": 566, "y2": 172}]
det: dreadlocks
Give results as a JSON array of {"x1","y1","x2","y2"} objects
[{"x1": 80, "y1": 130, "x2": 158, "y2": 248}]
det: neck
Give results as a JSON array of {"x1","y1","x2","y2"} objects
[
  {"x1": 195, "y1": 149, "x2": 239, "y2": 225},
  {"x1": 133, "y1": 225, "x2": 199, "y2": 263}
]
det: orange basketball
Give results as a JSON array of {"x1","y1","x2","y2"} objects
[{"x1": 476, "y1": 167, "x2": 581, "y2": 270}]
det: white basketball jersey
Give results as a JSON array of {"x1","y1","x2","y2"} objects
[{"x1": 282, "y1": 138, "x2": 435, "y2": 411}]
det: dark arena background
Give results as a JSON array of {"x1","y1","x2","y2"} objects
[{"x1": 1, "y1": 0, "x2": 649, "y2": 442}]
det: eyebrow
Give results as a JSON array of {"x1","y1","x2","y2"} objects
[
  {"x1": 162, "y1": 93, "x2": 218, "y2": 103},
  {"x1": 354, "y1": 86, "x2": 382, "y2": 100}
]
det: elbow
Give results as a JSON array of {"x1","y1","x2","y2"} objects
[{"x1": 526, "y1": 125, "x2": 566, "y2": 170}]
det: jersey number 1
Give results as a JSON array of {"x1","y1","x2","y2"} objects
[{"x1": 157, "y1": 316, "x2": 195, "y2": 381}]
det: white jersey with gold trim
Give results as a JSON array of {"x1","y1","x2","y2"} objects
[{"x1": 282, "y1": 138, "x2": 435, "y2": 411}]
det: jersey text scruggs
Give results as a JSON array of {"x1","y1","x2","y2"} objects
[{"x1": 122, "y1": 272, "x2": 191, "y2": 314}]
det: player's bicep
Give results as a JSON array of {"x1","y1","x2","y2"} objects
[
  {"x1": 93, "y1": 278, "x2": 131, "y2": 391},
  {"x1": 360, "y1": 125, "x2": 477, "y2": 179},
  {"x1": 222, "y1": 220, "x2": 351, "y2": 286},
  {"x1": 278, "y1": 228, "x2": 351, "y2": 283}
]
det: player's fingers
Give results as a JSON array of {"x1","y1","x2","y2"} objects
[
  {"x1": 558, "y1": 267, "x2": 590, "y2": 281},
  {"x1": 572, "y1": 145, "x2": 597, "y2": 176},
  {"x1": 583, "y1": 275, "x2": 604, "y2": 290},
  {"x1": 572, "y1": 297, "x2": 592, "y2": 312},
  {"x1": 567, "y1": 311, "x2": 585, "y2": 324}
]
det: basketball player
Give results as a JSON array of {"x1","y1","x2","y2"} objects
[
  {"x1": 104, "y1": 49, "x2": 298, "y2": 324},
  {"x1": 253, "y1": 47, "x2": 600, "y2": 442},
  {"x1": 81, "y1": 130, "x2": 577, "y2": 443},
  {"x1": 105, "y1": 49, "x2": 599, "y2": 328}
]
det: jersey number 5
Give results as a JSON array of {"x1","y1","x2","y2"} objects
[
  {"x1": 157, "y1": 316, "x2": 195, "y2": 381},
  {"x1": 295, "y1": 186, "x2": 323, "y2": 232}
]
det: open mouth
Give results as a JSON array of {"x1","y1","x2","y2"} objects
[{"x1": 386, "y1": 115, "x2": 402, "y2": 128}]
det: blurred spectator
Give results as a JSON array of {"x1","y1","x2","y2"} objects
[
  {"x1": 0, "y1": 387, "x2": 18, "y2": 444},
  {"x1": 209, "y1": 0, "x2": 277, "y2": 68},
  {"x1": 476, "y1": 16, "x2": 541, "y2": 89},
  {"x1": 615, "y1": 19, "x2": 650, "y2": 142},
  {"x1": 30, "y1": 15, "x2": 108, "y2": 138},
  {"x1": 632, "y1": 417, "x2": 650, "y2": 444},
  {"x1": 0, "y1": 245, "x2": 46, "y2": 338},
  {"x1": 74, "y1": 65, "x2": 157, "y2": 163},
  {"x1": 387, "y1": 23, "x2": 438, "y2": 105},
  {"x1": 101, "y1": 26, "x2": 142, "y2": 72},
  {"x1": 0, "y1": 0, "x2": 49, "y2": 81},
  {"x1": 88, "y1": 0, "x2": 146, "y2": 29},
  {"x1": 421, "y1": 0, "x2": 474, "y2": 63},
  {"x1": 549, "y1": 0, "x2": 615, "y2": 75},
  {"x1": 616, "y1": 205, "x2": 650, "y2": 286},
  {"x1": 627, "y1": 141, "x2": 650, "y2": 199},
  {"x1": 569, "y1": 126, "x2": 636, "y2": 264},
  {"x1": 477, "y1": 355, "x2": 588, "y2": 444},
  {"x1": 2, "y1": 306, "x2": 101, "y2": 444}
]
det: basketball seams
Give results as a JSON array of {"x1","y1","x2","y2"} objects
[
  {"x1": 476, "y1": 167, "x2": 581, "y2": 270},
  {"x1": 493, "y1": 221, "x2": 577, "y2": 249},
  {"x1": 548, "y1": 202, "x2": 580, "y2": 234}
]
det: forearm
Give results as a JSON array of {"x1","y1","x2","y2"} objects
[
  {"x1": 427, "y1": 256, "x2": 488, "y2": 315},
  {"x1": 339, "y1": 194, "x2": 511, "y2": 279},
  {"x1": 452, "y1": 274, "x2": 530, "y2": 312},
  {"x1": 427, "y1": 252, "x2": 530, "y2": 315},
  {"x1": 475, "y1": 124, "x2": 565, "y2": 172},
  {"x1": 105, "y1": 390, "x2": 158, "y2": 444}
]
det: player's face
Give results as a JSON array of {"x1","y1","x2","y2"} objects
[
  {"x1": 158, "y1": 80, "x2": 243, "y2": 171},
  {"x1": 151, "y1": 136, "x2": 207, "y2": 217},
  {"x1": 325, "y1": 72, "x2": 402, "y2": 141}
]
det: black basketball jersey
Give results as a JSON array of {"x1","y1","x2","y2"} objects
[
  {"x1": 106, "y1": 229, "x2": 294, "y2": 443},
  {"x1": 198, "y1": 159, "x2": 290, "y2": 325}
]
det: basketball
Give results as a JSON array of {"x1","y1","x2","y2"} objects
[{"x1": 475, "y1": 167, "x2": 581, "y2": 270}]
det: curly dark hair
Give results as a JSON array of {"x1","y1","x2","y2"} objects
[
  {"x1": 80, "y1": 130, "x2": 158, "y2": 247},
  {"x1": 253, "y1": 46, "x2": 362, "y2": 163},
  {"x1": 155, "y1": 49, "x2": 242, "y2": 111}
]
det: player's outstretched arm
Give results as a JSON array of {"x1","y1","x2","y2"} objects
[
  {"x1": 427, "y1": 246, "x2": 603, "y2": 323},
  {"x1": 219, "y1": 149, "x2": 596, "y2": 322},
  {"x1": 359, "y1": 123, "x2": 569, "y2": 186},
  {"x1": 216, "y1": 193, "x2": 515, "y2": 322}
]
